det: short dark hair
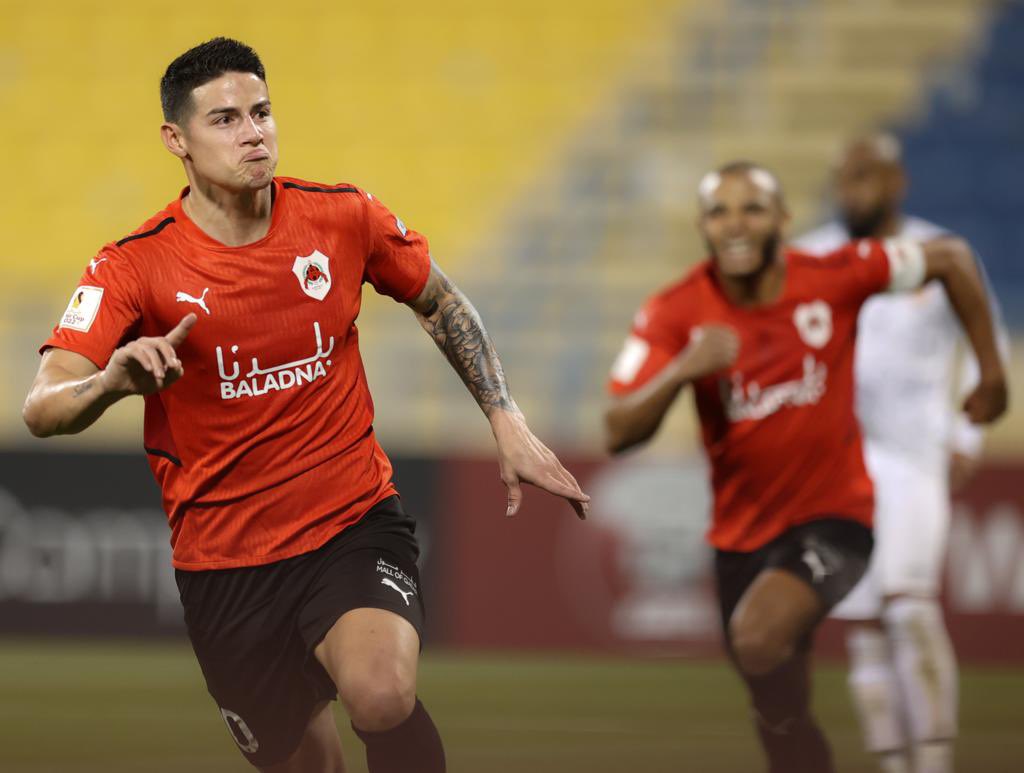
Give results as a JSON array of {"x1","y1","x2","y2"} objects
[{"x1": 160, "y1": 37, "x2": 266, "y2": 123}]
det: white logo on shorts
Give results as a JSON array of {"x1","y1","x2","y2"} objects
[
  {"x1": 220, "y1": 708, "x2": 259, "y2": 753},
  {"x1": 381, "y1": 577, "x2": 414, "y2": 606},
  {"x1": 802, "y1": 548, "x2": 829, "y2": 584}
]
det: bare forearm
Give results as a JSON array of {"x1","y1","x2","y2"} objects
[
  {"x1": 928, "y1": 241, "x2": 1004, "y2": 380},
  {"x1": 415, "y1": 275, "x2": 516, "y2": 418},
  {"x1": 23, "y1": 370, "x2": 125, "y2": 437},
  {"x1": 604, "y1": 364, "x2": 690, "y2": 454}
]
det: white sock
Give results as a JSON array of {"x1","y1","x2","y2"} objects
[
  {"x1": 883, "y1": 597, "x2": 958, "y2": 773},
  {"x1": 847, "y1": 626, "x2": 909, "y2": 764}
]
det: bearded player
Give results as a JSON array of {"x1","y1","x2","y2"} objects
[
  {"x1": 794, "y1": 134, "x2": 1009, "y2": 773},
  {"x1": 22, "y1": 38, "x2": 589, "y2": 773},
  {"x1": 604, "y1": 161, "x2": 1006, "y2": 773}
]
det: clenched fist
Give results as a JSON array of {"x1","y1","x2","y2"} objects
[{"x1": 677, "y1": 324, "x2": 740, "y2": 380}]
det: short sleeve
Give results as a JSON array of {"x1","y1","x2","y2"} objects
[
  {"x1": 361, "y1": 192, "x2": 431, "y2": 302},
  {"x1": 608, "y1": 294, "x2": 691, "y2": 396},
  {"x1": 40, "y1": 248, "x2": 143, "y2": 369},
  {"x1": 818, "y1": 239, "x2": 894, "y2": 307}
]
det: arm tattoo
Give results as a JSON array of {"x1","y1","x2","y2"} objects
[
  {"x1": 417, "y1": 273, "x2": 516, "y2": 415},
  {"x1": 72, "y1": 381, "x2": 94, "y2": 398}
]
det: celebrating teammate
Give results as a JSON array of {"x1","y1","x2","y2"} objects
[
  {"x1": 604, "y1": 161, "x2": 1006, "y2": 773},
  {"x1": 22, "y1": 38, "x2": 589, "y2": 773},
  {"x1": 794, "y1": 134, "x2": 1009, "y2": 773}
]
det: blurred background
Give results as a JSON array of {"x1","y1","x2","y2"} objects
[{"x1": 0, "y1": 0, "x2": 1021, "y2": 770}]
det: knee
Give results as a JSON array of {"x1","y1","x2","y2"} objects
[
  {"x1": 341, "y1": 672, "x2": 417, "y2": 732},
  {"x1": 730, "y1": 619, "x2": 793, "y2": 676}
]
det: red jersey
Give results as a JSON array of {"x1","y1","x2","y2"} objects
[
  {"x1": 43, "y1": 177, "x2": 430, "y2": 570},
  {"x1": 609, "y1": 240, "x2": 922, "y2": 552}
]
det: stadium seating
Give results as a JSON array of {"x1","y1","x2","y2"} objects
[{"x1": 359, "y1": 0, "x2": 1005, "y2": 453}]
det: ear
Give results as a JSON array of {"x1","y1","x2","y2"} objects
[{"x1": 161, "y1": 122, "x2": 189, "y2": 159}]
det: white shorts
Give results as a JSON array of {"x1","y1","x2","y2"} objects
[{"x1": 831, "y1": 443, "x2": 951, "y2": 620}]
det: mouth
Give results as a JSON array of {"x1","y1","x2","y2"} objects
[
  {"x1": 242, "y1": 150, "x2": 271, "y2": 162},
  {"x1": 720, "y1": 237, "x2": 756, "y2": 261}
]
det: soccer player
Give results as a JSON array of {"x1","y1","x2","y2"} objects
[
  {"x1": 793, "y1": 133, "x2": 1009, "y2": 773},
  {"x1": 22, "y1": 38, "x2": 589, "y2": 773},
  {"x1": 603, "y1": 161, "x2": 1006, "y2": 773}
]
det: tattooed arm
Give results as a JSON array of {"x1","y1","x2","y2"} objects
[
  {"x1": 408, "y1": 261, "x2": 590, "y2": 518},
  {"x1": 23, "y1": 314, "x2": 196, "y2": 437}
]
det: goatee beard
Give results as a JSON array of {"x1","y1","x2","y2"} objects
[{"x1": 844, "y1": 205, "x2": 889, "y2": 240}]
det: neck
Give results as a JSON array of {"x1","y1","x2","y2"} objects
[
  {"x1": 716, "y1": 252, "x2": 786, "y2": 306},
  {"x1": 181, "y1": 173, "x2": 274, "y2": 246}
]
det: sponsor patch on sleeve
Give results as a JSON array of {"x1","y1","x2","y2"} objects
[
  {"x1": 610, "y1": 335, "x2": 651, "y2": 384},
  {"x1": 59, "y1": 286, "x2": 104, "y2": 332}
]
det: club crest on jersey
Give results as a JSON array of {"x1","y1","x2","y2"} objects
[
  {"x1": 292, "y1": 250, "x2": 332, "y2": 301},
  {"x1": 793, "y1": 301, "x2": 832, "y2": 349}
]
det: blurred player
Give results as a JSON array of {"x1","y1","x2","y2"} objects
[
  {"x1": 22, "y1": 38, "x2": 589, "y2": 773},
  {"x1": 604, "y1": 161, "x2": 1006, "y2": 773},
  {"x1": 793, "y1": 133, "x2": 1009, "y2": 773}
]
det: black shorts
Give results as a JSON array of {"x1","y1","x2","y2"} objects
[
  {"x1": 175, "y1": 495, "x2": 424, "y2": 767},
  {"x1": 714, "y1": 517, "x2": 873, "y2": 650}
]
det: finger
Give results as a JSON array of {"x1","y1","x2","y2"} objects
[
  {"x1": 534, "y1": 471, "x2": 590, "y2": 503},
  {"x1": 165, "y1": 313, "x2": 198, "y2": 348},
  {"x1": 505, "y1": 477, "x2": 522, "y2": 517},
  {"x1": 155, "y1": 339, "x2": 182, "y2": 376},
  {"x1": 551, "y1": 464, "x2": 589, "y2": 502},
  {"x1": 569, "y1": 498, "x2": 588, "y2": 520},
  {"x1": 123, "y1": 343, "x2": 154, "y2": 375},
  {"x1": 143, "y1": 343, "x2": 167, "y2": 381}
]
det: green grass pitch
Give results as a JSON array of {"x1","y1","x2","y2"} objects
[{"x1": 0, "y1": 640, "x2": 1020, "y2": 772}]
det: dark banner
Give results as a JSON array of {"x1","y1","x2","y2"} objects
[
  {"x1": 0, "y1": 451, "x2": 443, "y2": 639},
  {"x1": 437, "y1": 456, "x2": 1024, "y2": 663},
  {"x1": 2, "y1": 451, "x2": 1022, "y2": 662}
]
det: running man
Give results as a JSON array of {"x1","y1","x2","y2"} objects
[
  {"x1": 604, "y1": 161, "x2": 1006, "y2": 773},
  {"x1": 23, "y1": 38, "x2": 589, "y2": 773},
  {"x1": 794, "y1": 133, "x2": 1009, "y2": 773}
]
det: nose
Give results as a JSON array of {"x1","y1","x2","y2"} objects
[{"x1": 240, "y1": 115, "x2": 264, "y2": 145}]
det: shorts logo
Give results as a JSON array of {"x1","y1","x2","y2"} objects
[
  {"x1": 292, "y1": 250, "x2": 332, "y2": 301},
  {"x1": 793, "y1": 300, "x2": 832, "y2": 349},
  {"x1": 220, "y1": 708, "x2": 259, "y2": 753},
  {"x1": 59, "y1": 286, "x2": 104, "y2": 332},
  {"x1": 381, "y1": 577, "x2": 414, "y2": 606},
  {"x1": 376, "y1": 558, "x2": 417, "y2": 606},
  {"x1": 801, "y1": 536, "x2": 841, "y2": 585}
]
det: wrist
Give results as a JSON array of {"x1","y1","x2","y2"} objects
[
  {"x1": 488, "y1": 403, "x2": 525, "y2": 435},
  {"x1": 96, "y1": 368, "x2": 129, "y2": 400}
]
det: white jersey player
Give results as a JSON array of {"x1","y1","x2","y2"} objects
[{"x1": 793, "y1": 134, "x2": 1009, "y2": 773}]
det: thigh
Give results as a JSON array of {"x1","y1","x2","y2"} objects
[
  {"x1": 769, "y1": 518, "x2": 875, "y2": 615},
  {"x1": 315, "y1": 607, "x2": 421, "y2": 707},
  {"x1": 298, "y1": 496, "x2": 426, "y2": 657},
  {"x1": 870, "y1": 457, "x2": 950, "y2": 599}
]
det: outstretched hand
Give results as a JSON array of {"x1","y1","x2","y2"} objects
[
  {"x1": 491, "y1": 410, "x2": 590, "y2": 520},
  {"x1": 101, "y1": 313, "x2": 197, "y2": 396}
]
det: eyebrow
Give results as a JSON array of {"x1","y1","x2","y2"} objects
[{"x1": 205, "y1": 99, "x2": 271, "y2": 117}]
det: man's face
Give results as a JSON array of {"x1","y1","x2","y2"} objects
[
  {"x1": 699, "y1": 171, "x2": 787, "y2": 278},
  {"x1": 834, "y1": 147, "x2": 903, "y2": 238},
  {"x1": 174, "y1": 71, "x2": 277, "y2": 190}
]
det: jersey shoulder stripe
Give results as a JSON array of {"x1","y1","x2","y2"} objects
[
  {"x1": 281, "y1": 181, "x2": 359, "y2": 195},
  {"x1": 115, "y1": 216, "x2": 176, "y2": 247}
]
